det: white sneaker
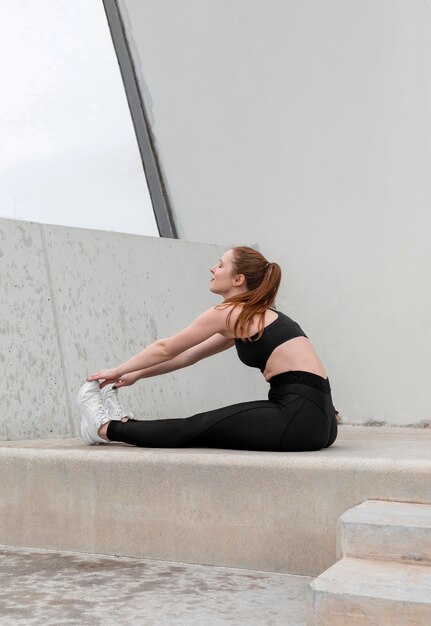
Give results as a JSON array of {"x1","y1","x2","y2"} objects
[
  {"x1": 100, "y1": 384, "x2": 132, "y2": 421},
  {"x1": 76, "y1": 381, "x2": 110, "y2": 445}
]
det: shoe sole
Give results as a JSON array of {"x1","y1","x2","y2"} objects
[
  {"x1": 80, "y1": 415, "x2": 95, "y2": 445},
  {"x1": 76, "y1": 383, "x2": 102, "y2": 445}
]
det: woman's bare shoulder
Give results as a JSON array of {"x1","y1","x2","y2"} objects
[{"x1": 213, "y1": 302, "x2": 243, "y2": 334}]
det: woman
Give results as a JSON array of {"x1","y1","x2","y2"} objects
[{"x1": 77, "y1": 246, "x2": 337, "y2": 451}]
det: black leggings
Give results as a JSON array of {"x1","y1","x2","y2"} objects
[{"x1": 107, "y1": 371, "x2": 338, "y2": 452}]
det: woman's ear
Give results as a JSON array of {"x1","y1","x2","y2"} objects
[{"x1": 233, "y1": 274, "x2": 246, "y2": 286}]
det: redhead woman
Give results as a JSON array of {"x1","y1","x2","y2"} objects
[{"x1": 76, "y1": 247, "x2": 338, "y2": 451}]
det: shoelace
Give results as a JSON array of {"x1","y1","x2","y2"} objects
[
  {"x1": 91, "y1": 395, "x2": 108, "y2": 426},
  {"x1": 106, "y1": 398, "x2": 124, "y2": 419},
  {"x1": 105, "y1": 389, "x2": 133, "y2": 420}
]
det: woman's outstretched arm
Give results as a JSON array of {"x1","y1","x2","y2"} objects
[
  {"x1": 87, "y1": 306, "x2": 232, "y2": 385},
  {"x1": 114, "y1": 334, "x2": 234, "y2": 388}
]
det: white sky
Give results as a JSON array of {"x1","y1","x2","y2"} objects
[{"x1": 0, "y1": 0, "x2": 159, "y2": 236}]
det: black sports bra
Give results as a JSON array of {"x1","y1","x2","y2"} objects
[{"x1": 234, "y1": 310, "x2": 308, "y2": 373}]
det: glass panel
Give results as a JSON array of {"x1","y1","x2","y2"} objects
[{"x1": 0, "y1": 0, "x2": 158, "y2": 237}]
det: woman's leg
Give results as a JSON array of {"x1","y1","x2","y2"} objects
[{"x1": 106, "y1": 398, "x2": 300, "y2": 451}]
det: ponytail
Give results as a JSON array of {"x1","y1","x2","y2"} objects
[{"x1": 218, "y1": 246, "x2": 282, "y2": 340}]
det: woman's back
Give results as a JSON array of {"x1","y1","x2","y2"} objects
[{"x1": 226, "y1": 306, "x2": 328, "y2": 382}]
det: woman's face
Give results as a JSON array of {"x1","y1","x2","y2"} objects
[{"x1": 209, "y1": 249, "x2": 244, "y2": 297}]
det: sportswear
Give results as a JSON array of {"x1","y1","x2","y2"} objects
[
  {"x1": 234, "y1": 310, "x2": 308, "y2": 372},
  {"x1": 101, "y1": 383, "x2": 131, "y2": 421},
  {"x1": 76, "y1": 381, "x2": 109, "y2": 445}
]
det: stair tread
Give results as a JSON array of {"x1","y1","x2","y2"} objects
[
  {"x1": 340, "y1": 500, "x2": 431, "y2": 529},
  {"x1": 311, "y1": 557, "x2": 431, "y2": 603}
]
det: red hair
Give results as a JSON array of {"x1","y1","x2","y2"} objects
[{"x1": 218, "y1": 246, "x2": 282, "y2": 340}]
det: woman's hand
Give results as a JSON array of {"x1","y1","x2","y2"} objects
[
  {"x1": 112, "y1": 372, "x2": 140, "y2": 389},
  {"x1": 87, "y1": 368, "x2": 120, "y2": 387}
]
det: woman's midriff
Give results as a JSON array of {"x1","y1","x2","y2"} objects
[{"x1": 263, "y1": 337, "x2": 328, "y2": 382}]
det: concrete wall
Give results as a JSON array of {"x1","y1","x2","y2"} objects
[
  {"x1": 116, "y1": 0, "x2": 431, "y2": 426},
  {"x1": 0, "y1": 217, "x2": 266, "y2": 440}
]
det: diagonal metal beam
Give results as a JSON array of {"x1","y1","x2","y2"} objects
[{"x1": 102, "y1": 0, "x2": 178, "y2": 238}]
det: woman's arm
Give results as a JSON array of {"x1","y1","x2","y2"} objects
[
  {"x1": 87, "y1": 306, "x2": 231, "y2": 384},
  {"x1": 114, "y1": 334, "x2": 234, "y2": 387}
]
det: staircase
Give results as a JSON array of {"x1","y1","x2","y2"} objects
[{"x1": 308, "y1": 500, "x2": 431, "y2": 625}]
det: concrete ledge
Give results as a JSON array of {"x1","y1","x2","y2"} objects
[{"x1": 0, "y1": 425, "x2": 431, "y2": 576}]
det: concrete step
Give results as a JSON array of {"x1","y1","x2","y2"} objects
[
  {"x1": 0, "y1": 425, "x2": 431, "y2": 577},
  {"x1": 307, "y1": 556, "x2": 431, "y2": 626},
  {"x1": 337, "y1": 500, "x2": 431, "y2": 565}
]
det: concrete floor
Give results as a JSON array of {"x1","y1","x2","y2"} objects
[{"x1": 0, "y1": 546, "x2": 312, "y2": 626}]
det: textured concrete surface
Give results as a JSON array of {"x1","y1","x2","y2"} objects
[
  {"x1": 337, "y1": 500, "x2": 431, "y2": 564},
  {"x1": 0, "y1": 425, "x2": 430, "y2": 577},
  {"x1": 0, "y1": 220, "x2": 71, "y2": 440},
  {"x1": 309, "y1": 500, "x2": 431, "y2": 625},
  {"x1": 0, "y1": 216, "x2": 267, "y2": 441},
  {"x1": 0, "y1": 546, "x2": 311, "y2": 626},
  {"x1": 308, "y1": 557, "x2": 431, "y2": 626}
]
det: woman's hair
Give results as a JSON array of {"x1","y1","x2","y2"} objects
[{"x1": 219, "y1": 246, "x2": 282, "y2": 340}]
